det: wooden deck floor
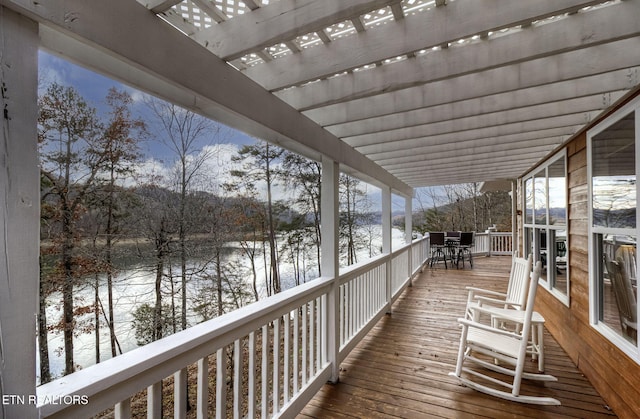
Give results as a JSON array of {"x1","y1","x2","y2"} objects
[{"x1": 299, "y1": 256, "x2": 617, "y2": 419}]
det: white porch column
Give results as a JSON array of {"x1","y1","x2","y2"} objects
[
  {"x1": 405, "y1": 195, "x2": 413, "y2": 285},
  {"x1": 0, "y1": 7, "x2": 40, "y2": 418},
  {"x1": 321, "y1": 157, "x2": 340, "y2": 383},
  {"x1": 512, "y1": 179, "x2": 519, "y2": 257},
  {"x1": 405, "y1": 196, "x2": 413, "y2": 245},
  {"x1": 382, "y1": 186, "x2": 392, "y2": 313}
]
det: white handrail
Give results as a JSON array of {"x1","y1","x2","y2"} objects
[{"x1": 37, "y1": 236, "x2": 431, "y2": 418}]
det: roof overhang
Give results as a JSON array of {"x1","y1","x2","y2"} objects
[{"x1": 2, "y1": 0, "x2": 639, "y2": 192}]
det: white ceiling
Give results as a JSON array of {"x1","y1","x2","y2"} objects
[
  {"x1": 147, "y1": 0, "x2": 640, "y2": 187},
  {"x1": 4, "y1": 0, "x2": 640, "y2": 193}
]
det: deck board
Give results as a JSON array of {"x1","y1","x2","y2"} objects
[{"x1": 299, "y1": 256, "x2": 617, "y2": 419}]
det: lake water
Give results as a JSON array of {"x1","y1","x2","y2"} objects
[{"x1": 39, "y1": 227, "x2": 407, "y2": 381}]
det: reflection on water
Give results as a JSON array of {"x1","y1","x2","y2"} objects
[{"x1": 39, "y1": 227, "x2": 406, "y2": 382}]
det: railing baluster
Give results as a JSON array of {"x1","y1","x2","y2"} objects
[
  {"x1": 293, "y1": 309, "x2": 299, "y2": 394},
  {"x1": 216, "y1": 348, "x2": 226, "y2": 419},
  {"x1": 174, "y1": 368, "x2": 187, "y2": 419},
  {"x1": 233, "y1": 339, "x2": 241, "y2": 419},
  {"x1": 261, "y1": 325, "x2": 268, "y2": 419},
  {"x1": 284, "y1": 312, "x2": 290, "y2": 404},
  {"x1": 302, "y1": 304, "x2": 308, "y2": 385},
  {"x1": 147, "y1": 382, "x2": 162, "y2": 419},
  {"x1": 248, "y1": 332, "x2": 256, "y2": 418},
  {"x1": 339, "y1": 284, "x2": 345, "y2": 347},
  {"x1": 197, "y1": 356, "x2": 208, "y2": 419},
  {"x1": 316, "y1": 297, "x2": 323, "y2": 369},
  {"x1": 115, "y1": 398, "x2": 131, "y2": 419},
  {"x1": 273, "y1": 317, "x2": 280, "y2": 414},
  {"x1": 309, "y1": 299, "x2": 315, "y2": 377}
]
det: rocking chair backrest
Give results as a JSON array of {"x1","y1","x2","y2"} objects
[
  {"x1": 604, "y1": 253, "x2": 638, "y2": 331},
  {"x1": 512, "y1": 261, "x2": 543, "y2": 395},
  {"x1": 504, "y1": 254, "x2": 533, "y2": 310},
  {"x1": 521, "y1": 261, "x2": 542, "y2": 337}
]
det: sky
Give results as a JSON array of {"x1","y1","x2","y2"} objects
[{"x1": 38, "y1": 50, "x2": 421, "y2": 214}]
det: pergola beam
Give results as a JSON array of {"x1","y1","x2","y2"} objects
[
  {"x1": 243, "y1": 0, "x2": 610, "y2": 91},
  {"x1": 276, "y1": 2, "x2": 640, "y2": 109},
  {"x1": 193, "y1": 0, "x2": 402, "y2": 61},
  {"x1": 142, "y1": 0, "x2": 182, "y2": 13}
]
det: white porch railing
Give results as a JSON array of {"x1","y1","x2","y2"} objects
[
  {"x1": 36, "y1": 236, "x2": 431, "y2": 419},
  {"x1": 471, "y1": 231, "x2": 513, "y2": 256}
]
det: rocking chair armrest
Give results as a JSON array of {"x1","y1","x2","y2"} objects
[
  {"x1": 474, "y1": 295, "x2": 520, "y2": 309},
  {"x1": 465, "y1": 287, "x2": 507, "y2": 299},
  {"x1": 457, "y1": 318, "x2": 523, "y2": 340}
]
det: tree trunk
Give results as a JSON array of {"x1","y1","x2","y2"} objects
[
  {"x1": 38, "y1": 263, "x2": 51, "y2": 384},
  {"x1": 216, "y1": 248, "x2": 223, "y2": 317},
  {"x1": 62, "y1": 203, "x2": 75, "y2": 376},
  {"x1": 95, "y1": 273, "x2": 101, "y2": 365},
  {"x1": 265, "y1": 144, "x2": 280, "y2": 293},
  {"x1": 154, "y1": 222, "x2": 167, "y2": 342},
  {"x1": 106, "y1": 172, "x2": 118, "y2": 357}
]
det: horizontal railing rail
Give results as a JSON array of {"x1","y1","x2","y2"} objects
[{"x1": 37, "y1": 236, "x2": 431, "y2": 418}]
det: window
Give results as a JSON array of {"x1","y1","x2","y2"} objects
[
  {"x1": 523, "y1": 151, "x2": 569, "y2": 305},
  {"x1": 588, "y1": 99, "x2": 639, "y2": 359}
]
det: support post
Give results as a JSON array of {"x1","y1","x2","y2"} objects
[
  {"x1": 405, "y1": 195, "x2": 413, "y2": 284},
  {"x1": 321, "y1": 157, "x2": 340, "y2": 383},
  {"x1": 382, "y1": 186, "x2": 392, "y2": 313},
  {"x1": 512, "y1": 179, "x2": 519, "y2": 257},
  {"x1": 0, "y1": 7, "x2": 40, "y2": 419}
]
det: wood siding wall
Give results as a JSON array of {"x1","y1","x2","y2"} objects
[{"x1": 524, "y1": 90, "x2": 640, "y2": 418}]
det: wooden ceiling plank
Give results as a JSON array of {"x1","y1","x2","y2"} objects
[
  {"x1": 304, "y1": 51, "x2": 640, "y2": 127},
  {"x1": 343, "y1": 101, "x2": 609, "y2": 146},
  {"x1": 353, "y1": 114, "x2": 590, "y2": 155},
  {"x1": 328, "y1": 90, "x2": 627, "y2": 138},
  {"x1": 367, "y1": 126, "x2": 577, "y2": 162}
]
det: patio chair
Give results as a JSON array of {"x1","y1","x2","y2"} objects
[
  {"x1": 429, "y1": 232, "x2": 448, "y2": 269},
  {"x1": 465, "y1": 254, "x2": 533, "y2": 319},
  {"x1": 456, "y1": 232, "x2": 475, "y2": 268},
  {"x1": 450, "y1": 262, "x2": 561, "y2": 405},
  {"x1": 604, "y1": 254, "x2": 638, "y2": 341}
]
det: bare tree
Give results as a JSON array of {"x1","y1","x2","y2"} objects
[
  {"x1": 339, "y1": 174, "x2": 376, "y2": 266},
  {"x1": 231, "y1": 141, "x2": 284, "y2": 294},
  {"x1": 38, "y1": 82, "x2": 105, "y2": 376},
  {"x1": 89, "y1": 87, "x2": 145, "y2": 359},
  {"x1": 280, "y1": 152, "x2": 322, "y2": 276},
  {"x1": 146, "y1": 99, "x2": 218, "y2": 331}
]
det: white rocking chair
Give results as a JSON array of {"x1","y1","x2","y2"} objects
[{"x1": 450, "y1": 262, "x2": 561, "y2": 405}]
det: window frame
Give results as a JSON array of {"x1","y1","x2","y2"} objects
[
  {"x1": 522, "y1": 149, "x2": 569, "y2": 306},
  {"x1": 587, "y1": 95, "x2": 640, "y2": 362}
]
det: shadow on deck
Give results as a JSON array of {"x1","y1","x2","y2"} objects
[{"x1": 299, "y1": 256, "x2": 616, "y2": 419}]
